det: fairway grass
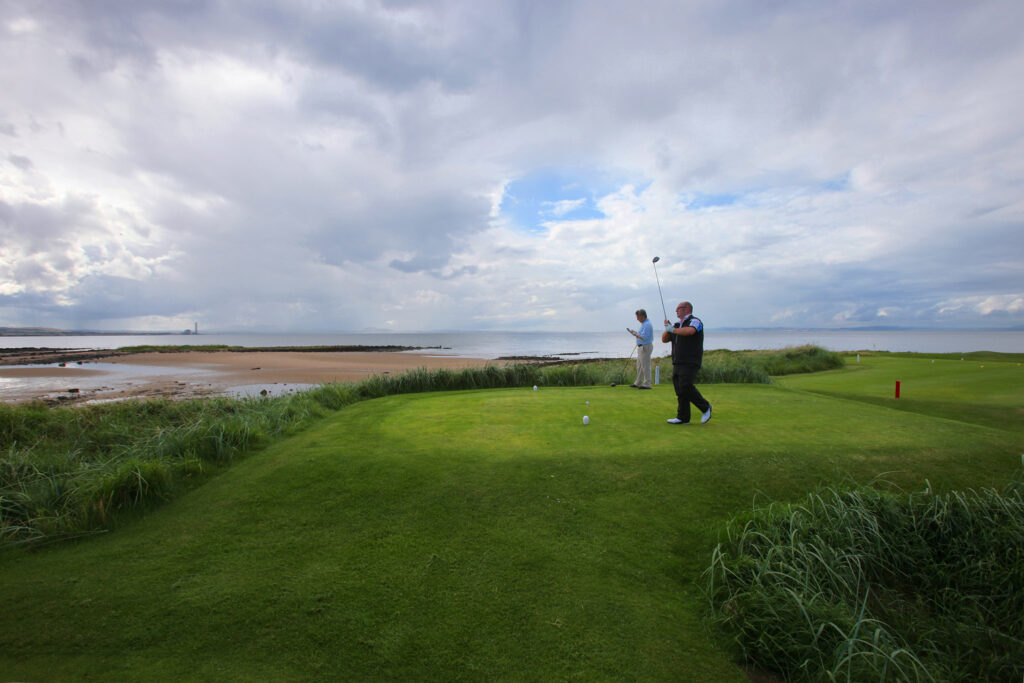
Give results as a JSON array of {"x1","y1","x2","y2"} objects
[
  {"x1": 2, "y1": 362, "x2": 1022, "y2": 680},
  {"x1": 779, "y1": 353, "x2": 1024, "y2": 433}
]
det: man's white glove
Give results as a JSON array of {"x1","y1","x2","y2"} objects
[{"x1": 664, "y1": 323, "x2": 674, "y2": 333}]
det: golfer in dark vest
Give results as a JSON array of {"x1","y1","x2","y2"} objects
[{"x1": 662, "y1": 301, "x2": 712, "y2": 425}]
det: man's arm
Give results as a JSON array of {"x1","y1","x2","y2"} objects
[{"x1": 663, "y1": 323, "x2": 697, "y2": 342}]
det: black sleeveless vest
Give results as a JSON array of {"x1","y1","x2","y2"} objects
[{"x1": 670, "y1": 316, "x2": 704, "y2": 366}]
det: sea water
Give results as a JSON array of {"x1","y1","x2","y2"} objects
[{"x1": 1, "y1": 329, "x2": 1022, "y2": 359}]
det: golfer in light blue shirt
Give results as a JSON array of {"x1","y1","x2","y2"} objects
[{"x1": 628, "y1": 309, "x2": 655, "y2": 389}]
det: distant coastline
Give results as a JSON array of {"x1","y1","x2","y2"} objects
[{"x1": 0, "y1": 328, "x2": 1021, "y2": 356}]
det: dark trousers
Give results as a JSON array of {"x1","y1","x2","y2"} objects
[{"x1": 672, "y1": 364, "x2": 710, "y2": 422}]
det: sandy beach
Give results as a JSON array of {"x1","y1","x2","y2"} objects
[{"x1": 0, "y1": 349, "x2": 501, "y2": 405}]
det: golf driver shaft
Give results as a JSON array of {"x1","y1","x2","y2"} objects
[{"x1": 652, "y1": 257, "x2": 668, "y2": 322}]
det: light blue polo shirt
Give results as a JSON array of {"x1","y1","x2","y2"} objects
[{"x1": 637, "y1": 319, "x2": 654, "y2": 345}]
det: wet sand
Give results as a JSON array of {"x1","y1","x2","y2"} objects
[{"x1": 0, "y1": 350, "x2": 501, "y2": 405}]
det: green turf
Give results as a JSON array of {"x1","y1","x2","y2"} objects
[
  {"x1": 778, "y1": 354, "x2": 1024, "y2": 432},
  {"x1": 1, "y1": 360, "x2": 1021, "y2": 680}
]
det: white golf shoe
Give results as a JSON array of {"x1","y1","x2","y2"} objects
[{"x1": 701, "y1": 406, "x2": 713, "y2": 424}]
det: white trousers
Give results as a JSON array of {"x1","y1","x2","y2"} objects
[{"x1": 634, "y1": 343, "x2": 653, "y2": 387}]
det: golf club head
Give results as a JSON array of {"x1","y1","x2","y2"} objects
[{"x1": 652, "y1": 256, "x2": 660, "y2": 263}]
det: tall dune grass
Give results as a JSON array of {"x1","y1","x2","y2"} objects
[
  {"x1": 705, "y1": 480, "x2": 1024, "y2": 681},
  {"x1": 1, "y1": 346, "x2": 841, "y2": 548}
]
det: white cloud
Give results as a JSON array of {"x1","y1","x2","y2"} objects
[
  {"x1": 547, "y1": 198, "x2": 587, "y2": 217},
  {"x1": 939, "y1": 294, "x2": 1024, "y2": 317}
]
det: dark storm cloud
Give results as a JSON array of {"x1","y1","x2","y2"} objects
[
  {"x1": 7, "y1": 154, "x2": 32, "y2": 170},
  {"x1": 310, "y1": 189, "x2": 490, "y2": 268},
  {"x1": 0, "y1": 195, "x2": 98, "y2": 247}
]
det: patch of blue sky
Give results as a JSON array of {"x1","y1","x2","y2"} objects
[
  {"x1": 820, "y1": 172, "x2": 850, "y2": 192},
  {"x1": 499, "y1": 168, "x2": 641, "y2": 233},
  {"x1": 681, "y1": 173, "x2": 851, "y2": 211}
]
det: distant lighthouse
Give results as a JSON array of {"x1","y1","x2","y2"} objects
[{"x1": 194, "y1": 322, "x2": 198, "y2": 335}]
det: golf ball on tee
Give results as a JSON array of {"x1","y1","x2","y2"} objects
[{"x1": 583, "y1": 415, "x2": 589, "y2": 425}]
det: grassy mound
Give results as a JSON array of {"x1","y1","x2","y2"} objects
[{"x1": 1, "y1": 347, "x2": 842, "y2": 548}]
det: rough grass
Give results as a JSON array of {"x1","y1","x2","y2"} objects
[
  {"x1": 705, "y1": 480, "x2": 1024, "y2": 681},
  {"x1": 0, "y1": 397, "x2": 323, "y2": 546}
]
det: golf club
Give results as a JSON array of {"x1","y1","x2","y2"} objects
[
  {"x1": 624, "y1": 342, "x2": 636, "y2": 375},
  {"x1": 652, "y1": 256, "x2": 669, "y2": 323}
]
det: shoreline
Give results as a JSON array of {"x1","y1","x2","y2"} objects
[
  {"x1": 0, "y1": 344, "x2": 449, "y2": 367},
  {"x1": 0, "y1": 349, "x2": 504, "y2": 405}
]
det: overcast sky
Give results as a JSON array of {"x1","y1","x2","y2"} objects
[{"x1": 2, "y1": 1, "x2": 1022, "y2": 333}]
